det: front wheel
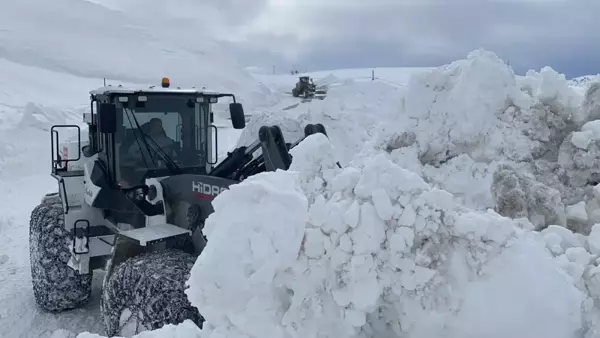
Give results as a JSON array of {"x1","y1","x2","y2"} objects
[
  {"x1": 29, "y1": 200, "x2": 92, "y2": 312},
  {"x1": 100, "y1": 250, "x2": 202, "y2": 336}
]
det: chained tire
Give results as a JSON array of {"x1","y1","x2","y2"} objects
[
  {"x1": 29, "y1": 199, "x2": 92, "y2": 312},
  {"x1": 101, "y1": 249, "x2": 202, "y2": 336}
]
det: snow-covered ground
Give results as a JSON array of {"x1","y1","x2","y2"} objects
[{"x1": 4, "y1": 0, "x2": 600, "y2": 337}]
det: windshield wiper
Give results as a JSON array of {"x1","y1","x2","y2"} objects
[
  {"x1": 142, "y1": 134, "x2": 182, "y2": 174},
  {"x1": 123, "y1": 108, "x2": 155, "y2": 167},
  {"x1": 123, "y1": 108, "x2": 181, "y2": 175}
]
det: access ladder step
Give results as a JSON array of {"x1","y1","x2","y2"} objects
[{"x1": 119, "y1": 223, "x2": 191, "y2": 246}]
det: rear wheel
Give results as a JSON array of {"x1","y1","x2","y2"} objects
[
  {"x1": 29, "y1": 199, "x2": 92, "y2": 312},
  {"x1": 100, "y1": 250, "x2": 202, "y2": 336}
]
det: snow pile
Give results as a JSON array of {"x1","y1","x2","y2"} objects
[
  {"x1": 378, "y1": 51, "x2": 583, "y2": 165},
  {"x1": 238, "y1": 49, "x2": 592, "y2": 222},
  {"x1": 382, "y1": 50, "x2": 532, "y2": 164},
  {"x1": 367, "y1": 50, "x2": 600, "y2": 233},
  {"x1": 398, "y1": 62, "x2": 582, "y2": 210},
  {"x1": 184, "y1": 134, "x2": 586, "y2": 338}
]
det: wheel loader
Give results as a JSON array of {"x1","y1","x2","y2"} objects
[
  {"x1": 291, "y1": 76, "x2": 327, "y2": 100},
  {"x1": 29, "y1": 78, "x2": 330, "y2": 336}
]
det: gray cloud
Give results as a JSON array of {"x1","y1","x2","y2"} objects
[{"x1": 223, "y1": 0, "x2": 600, "y2": 77}]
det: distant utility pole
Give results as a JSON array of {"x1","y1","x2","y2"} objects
[
  {"x1": 372, "y1": 69, "x2": 375, "y2": 81},
  {"x1": 272, "y1": 65, "x2": 276, "y2": 74}
]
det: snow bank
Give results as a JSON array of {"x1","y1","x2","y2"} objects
[
  {"x1": 239, "y1": 49, "x2": 594, "y2": 219},
  {"x1": 185, "y1": 133, "x2": 586, "y2": 338}
]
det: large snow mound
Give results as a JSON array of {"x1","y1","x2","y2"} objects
[
  {"x1": 185, "y1": 134, "x2": 588, "y2": 338},
  {"x1": 71, "y1": 135, "x2": 600, "y2": 338}
]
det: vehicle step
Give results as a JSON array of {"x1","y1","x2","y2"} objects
[{"x1": 119, "y1": 223, "x2": 191, "y2": 246}]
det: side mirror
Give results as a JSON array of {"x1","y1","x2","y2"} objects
[
  {"x1": 229, "y1": 103, "x2": 245, "y2": 129},
  {"x1": 98, "y1": 103, "x2": 117, "y2": 134}
]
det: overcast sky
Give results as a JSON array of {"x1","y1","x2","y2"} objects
[
  {"x1": 89, "y1": 0, "x2": 600, "y2": 78},
  {"x1": 202, "y1": 0, "x2": 598, "y2": 78}
]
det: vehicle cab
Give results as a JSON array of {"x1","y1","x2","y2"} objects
[{"x1": 83, "y1": 78, "x2": 245, "y2": 187}]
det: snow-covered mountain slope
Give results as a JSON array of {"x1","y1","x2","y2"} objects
[
  {"x1": 62, "y1": 50, "x2": 600, "y2": 338},
  {"x1": 0, "y1": 0, "x2": 273, "y2": 114}
]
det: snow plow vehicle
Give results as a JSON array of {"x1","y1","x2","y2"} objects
[
  {"x1": 291, "y1": 76, "x2": 327, "y2": 100},
  {"x1": 29, "y1": 78, "x2": 330, "y2": 336}
]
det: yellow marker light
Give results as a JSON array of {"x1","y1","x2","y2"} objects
[{"x1": 161, "y1": 77, "x2": 170, "y2": 88}]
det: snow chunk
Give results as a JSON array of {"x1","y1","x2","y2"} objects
[
  {"x1": 566, "y1": 201, "x2": 588, "y2": 223},
  {"x1": 371, "y1": 188, "x2": 394, "y2": 221},
  {"x1": 491, "y1": 164, "x2": 566, "y2": 229},
  {"x1": 593, "y1": 184, "x2": 600, "y2": 201},
  {"x1": 571, "y1": 120, "x2": 600, "y2": 149},
  {"x1": 588, "y1": 224, "x2": 600, "y2": 255},
  {"x1": 354, "y1": 153, "x2": 429, "y2": 200},
  {"x1": 582, "y1": 82, "x2": 600, "y2": 121},
  {"x1": 581, "y1": 120, "x2": 600, "y2": 138},
  {"x1": 571, "y1": 131, "x2": 594, "y2": 150},
  {"x1": 185, "y1": 170, "x2": 308, "y2": 338}
]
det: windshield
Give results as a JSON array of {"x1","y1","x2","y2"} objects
[{"x1": 114, "y1": 95, "x2": 211, "y2": 184}]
